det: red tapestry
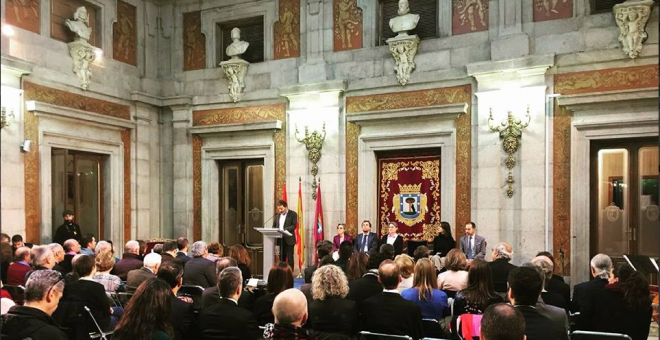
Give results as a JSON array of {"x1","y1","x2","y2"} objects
[{"x1": 378, "y1": 156, "x2": 441, "y2": 241}]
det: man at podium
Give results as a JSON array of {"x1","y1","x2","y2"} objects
[{"x1": 272, "y1": 200, "x2": 298, "y2": 269}]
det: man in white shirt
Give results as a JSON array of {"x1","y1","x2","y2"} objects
[
  {"x1": 272, "y1": 200, "x2": 298, "y2": 269},
  {"x1": 354, "y1": 220, "x2": 378, "y2": 254}
]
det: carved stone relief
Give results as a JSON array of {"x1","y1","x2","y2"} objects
[
  {"x1": 5, "y1": 0, "x2": 40, "y2": 34},
  {"x1": 66, "y1": 6, "x2": 96, "y2": 90},
  {"x1": 220, "y1": 28, "x2": 250, "y2": 102},
  {"x1": 452, "y1": 0, "x2": 488, "y2": 35},
  {"x1": 273, "y1": 0, "x2": 301, "y2": 59},
  {"x1": 614, "y1": 0, "x2": 653, "y2": 59},
  {"x1": 183, "y1": 11, "x2": 206, "y2": 71},
  {"x1": 113, "y1": 0, "x2": 137, "y2": 66},
  {"x1": 333, "y1": 0, "x2": 363, "y2": 52},
  {"x1": 387, "y1": 0, "x2": 420, "y2": 86}
]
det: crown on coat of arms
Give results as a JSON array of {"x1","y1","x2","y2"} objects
[{"x1": 398, "y1": 183, "x2": 422, "y2": 194}]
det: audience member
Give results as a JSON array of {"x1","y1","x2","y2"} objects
[
  {"x1": 578, "y1": 263, "x2": 652, "y2": 340},
  {"x1": 265, "y1": 289, "x2": 314, "y2": 340},
  {"x1": 413, "y1": 245, "x2": 431, "y2": 263},
  {"x1": 0, "y1": 233, "x2": 10, "y2": 243},
  {"x1": 307, "y1": 264, "x2": 358, "y2": 336},
  {"x1": 452, "y1": 259, "x2": 504, "y2": 336},
  {"x1": 346, "y1": 252, "x2": 368, "y2": 281},
  {"x1": 176, "y1": 237, "x2": 191, "y2": 264},
  {"x1": 1, "y1": 281, "x2": 15, "y2": 314},
  {"x1": 347, "y1": 252, "x2": 386, "y2": 304},
  {"x1": 489, "y1": 242, "x2": 517, "y2": 294},
  {"x1": 507, "y1": 267, "x2": 568, "y2": 340},
  {"x1": 304, "y1": 240, "x2": 333, "y2": 283},
  {"x1": 481, "y1": 303, "x2": 526, "y2": 340},
  {"x1": 48, "y1": 243, "x2": 67, "y2": 275},
  {"x1": 300, "y1": 255, "x2": 334, "y2": 300},
  {"x1": 153, "y1": 243, "x2": 164, "y2": 254},
  {"x1": 30, "y1": 245, "x2": 56, "y2": 270},
  {"x1": 1, "y1": 270, "x2": 68, "y2": 340},
  {"x1": 94, "y1": 240, "x2": 113, "y2": 254},
  {"x1": 54, "y1": 210, "x2": 82, "y2": 245},
  {"x1": 137, "y1": 240, "x2": 147, "y2": 259},
  {"x1": 207, "y1": 242, "x2": 223, "y2": 262},
  {"x1": 521, "y1": 262, "x2": 569, "y2": 334},
  {"x1": 395, "y1": 254, "x2": 415, "y2": 292},
  {"x1": 432, "y1": 221, "x2": 455, "y2": 257},
  {"x1": 127, "y1": 253, "x2": 161, "y2": 293},
  {"x1": 113, "y1": 240, "x2": 144, "y2": 281},
  {"x1": 354, "y1": 220, "x2": 378, "y2": 254},
  {"x1": 157, "y1": 261, "x2": 195, "y2": 340},
  {"x1": 436, "y1": 248, "x2": 468, "y2": 296},
  {"x1": 571, "y1": 253, "x2": 611, "y2": 313},
  {"x1": 11, "y1": 234, "x2": 33, "y2": 253},
  {"x1": 161, "y1": 240, "x2": 180, "y2": 263},
  {"x1": 459, "y1": 222, "x2": 486, "y2": 261},
  {"x1": 112, "y1": 277, "x2": 175, "y2": 340},
  {"x1": 401, "y1": 258, "x2": 448, "y2": 321},
  {"x1": 535, "y1": 251, "x2": 569, "y2": 305},
  {"x1": 229, "y1": 244, "x2": 253, "y2": 282},
  {"x1": 380, "y1": 243, "x2": 395, "y2": 260},
  {"x1": 80, "y1": 233, "x2": 96, "y2": 255},
  {"x1": 335, "y1": 240, "x2": 352, "y2": 272},
  {"x1": 332, "y1": 223, "x2": 353, "y2": 253},
  {"x1": 531, "y1": 256, "x2": 568, "y2": 311},
  {"x1": 255, "y1": 262, "x2": 294, "y2": 326},
  {"x1": 7, "y1": 246, "x2": 32, "y2": 286},
  {"x1": 60, "y1": 238, "x2": 80, "y2": 274},
  {"x1": 360, "y1": 260, "x2": 424, "y2": 340},
  {"x1": 182, "y1": 241, "x2": 217, "y2": 288},
  {"x1": 0, "y1": 242, "x2": 12, "y2": 284},
  {"x1": 381, "y1": 222, "x2": 404, "y2": 256},
  {"x1": 93, "y1": 250, "x2": 122, "y2": 292},
  {"x1": 199, "y1": 267, "x2": 262, "y2": 340}
]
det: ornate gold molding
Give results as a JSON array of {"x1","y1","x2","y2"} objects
[
  {"x1": 345, "y1": 121, "x2": 360, "y2": 237},
  {"x1": 552, "y1": 100, "x2": 571, "y2": 275},
  {"x1": 121, "y1": 130, "x2": 132, "y2": 242},
  {"x1": 192, "y1": 135, "x2": 203, "y2": 241},
  {"x1": 193, "y1": 104, "x2": 285, "y2": 126},
  {"x1": 554, "y1": 64, "x2": 658, "y2": 95},
  {"x1": 454, "y1": 99, "x2": 471, "y2": 242},
  {"x1": 346, "y1": 86, "x2": 470, "y2": 113},
  {"x1": 488, "y1": 107, "x2": 531, "y2": 198},
  {"x1": 23, "y1": 103, "x2": 40, "y2": 243}
]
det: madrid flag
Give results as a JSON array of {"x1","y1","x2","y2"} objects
[
  {"x1": 295, "y1": 179, "x2": 305, "y2": 269},
  {"x1": 313, "y1": 182, "x2": 325, "y2": 262}
]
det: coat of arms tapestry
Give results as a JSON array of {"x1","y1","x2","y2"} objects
[{"x1": 378, "y1": 156, "x2": 441, "y2": 241}]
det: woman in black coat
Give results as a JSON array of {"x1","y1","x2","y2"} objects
[
  {"x1": 306, "y1": 265, "x2": 358, "y2": 339},
  {"x1": 380, "y1": 222, "x2": 404, "y2": 256},
  {"x1": 254, "y1": 262, "x2": 293, "y2": 326},
  {"x1": 432, "y1": 221, "x2": 455, "y2": 257}
]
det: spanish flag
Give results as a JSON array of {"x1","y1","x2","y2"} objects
[
  {"x1": 313, "y1": 181, "x2": 325, "y2": 262},
  {"x1": 295, "y1": 178, "x2": 305, "y2": 269}
]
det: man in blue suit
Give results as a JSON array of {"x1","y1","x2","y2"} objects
[
  {"x1": 459, "y1": 222, "x2": 487, "y2": 261},
  {"x1": 354, "y1": 220, "x2": 378, "y2": 254}
]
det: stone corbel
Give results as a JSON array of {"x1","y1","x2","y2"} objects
[
  {"x1": 220, "y1": 59, "x2": 249, "y2": 102},
  {"x1": 387, "y1": 35, "x2": 420, "y2": 86},
  {"x1": 614, "y1": 0, "x2": 653, "y2": 59},
  {"x1": 68, "y1": 41, "x2": 96, "y2": 91}
]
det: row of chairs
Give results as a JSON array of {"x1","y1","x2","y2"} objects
[{"x1": 357, "y1": 331, "x2": 633, "y2": 340}]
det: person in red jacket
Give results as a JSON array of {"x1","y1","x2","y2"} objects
[{"x1": 7, "y1": 247, "x2": 32, "y2": 286}]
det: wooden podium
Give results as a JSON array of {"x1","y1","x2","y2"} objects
[{"x1": 254, "y1": 228, "x2": 291, "y2": 280}]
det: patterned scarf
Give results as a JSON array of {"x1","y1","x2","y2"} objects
[{"x1": 263, "y1": 323, "x2": 315, "y2": 340}]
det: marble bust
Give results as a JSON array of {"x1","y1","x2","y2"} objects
[
  {"x1": 226, "y1": 27, "x2": 249, "y2": 59},
  {"x1": 66, "y1": 6, "x2": 92, "y2": 42},
  {"x1": 389, "y1": 0, "x2": 420, "y2": 37}
]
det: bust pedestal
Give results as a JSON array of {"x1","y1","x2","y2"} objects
[
  {"x1": 386, "y1": 34, "x2": 420, "y2": 86},
  {"x1": 219, "y1": 59, "x2": 250, "y2": 102},
  {"x1": 68, "y1": 40, "x2": 96, "y2": 90}
]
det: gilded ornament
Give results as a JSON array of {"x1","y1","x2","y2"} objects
[
  {"x1": 295, "y1": 123, "x2": 326, "y2": 200},
  {"x1": 488, "y1": 106, "x2": 530, "y2": 198}
]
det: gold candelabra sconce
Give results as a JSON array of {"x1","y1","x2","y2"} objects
[
  {"x1": 1, "y1": 106, "x2": 15, "y2": 130},
  {"x1": 295, "y1": 122, "x2": 326, "y2": 200},
  {"x1": 488, "y1": 105, "x2": 531, "y2": 198}
]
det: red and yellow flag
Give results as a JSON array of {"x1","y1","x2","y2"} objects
[
  {"x1": 295, "y1": 178, "x2": 305, "y2": 269},
  {"x1": 313, "y1": 182, "x2": 325, "y2": 262},
  {"x1": 282, "y1": 181, "x2": 287, "y2": 202}
]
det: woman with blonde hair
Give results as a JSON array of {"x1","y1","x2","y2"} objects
[
  {"x1": 93, "y1": 250, "x2": 122, "y2": 292},
  {"x1": 401, "y1": 258, "x2": 448, "y2": 321},
  {"x1": 436, "y1": 248, "x2": 468, "y2": 298},
  {"x1": 228, "y1": 244, "x2": 252, "y2": 281},
  {"x1": 307, "y1": 264, "x2": 358, "y2": 337},
  {"x1": 395, "y1": 254, "x2": 415, "y2": 292}
]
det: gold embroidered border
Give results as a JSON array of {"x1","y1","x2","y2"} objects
[
  {"x1": 23, "y1": 82, "x2": 131, "y2": 120},
  {"x1": 552, "y1": 100, "x2": 571, "y2": 275},
  {"x1": 454, "y1": 104, "x2": 471, "y2": 242},
  {"x1": 192, "y1": 135, "x2": 203, "y2": 241},
  {"x1": 345, "y1": 122, "x2": 360, "y2": 236},
  {"x1": 121, "y1": 130, "x2": 132, "y2": 242},
  {"x1": 554, "y1": 64, "x2": 659, "y2": 95},
  {"x1": 24, "y1": 103, "x2": 40, "y2": 243},
  {"x1": 346, "y1": 85, "x2": 470, "y2": 114}
]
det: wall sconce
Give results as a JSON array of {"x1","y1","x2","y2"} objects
[
  {"x1": 488, "y1": 105, "x2": 530, "y2": 198},
  {"x1": 1, "y1": 106, "x2": 15, "y2": 129},
  {"x1": 295, "y1": 123, "x2": 326, "y2": 200}
]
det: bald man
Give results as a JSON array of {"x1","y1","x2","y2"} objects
[
  {"x1": 489, "y1": 242, "x2": 517, "y2": 294},
  {"x1": 271, "y1": 289, "x2": 309, "y2": 333}
]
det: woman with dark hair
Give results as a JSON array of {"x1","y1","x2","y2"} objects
[
  {"x1": 451, "y1": 259, "x2": 503, "y2": 337},
  {"x1": 332, "y1": 223, "x2": 353, "y2": 252},
  {"x1": 113, "y1": 278, "x2": 174, "y2": 340},
  {"x1": 137, "y1": 240, "x2": 147, "y2": 260},
  {"x1": 432, "y1": 221, "x2": 455, "y2": 257},
  {"x1": 254, "y1": 262, "x2": 294, "y2": 326},
  {"x1": 346, "y1": 252, "x2": 368, "y2": 281},
  {"x1": 401, "y1": 258, "x2": 448, "y2": 320},
  {"x1": 207, "y1": 242, "x2": 224, "y2": 262},
  {"x1": 335, "y1": 241, "x2": 353, "y2": 272},
  {"x1": 579, "y1": 263, "x2": 652, "y2": 340},
  {"x1": 229, "y1": 244, "x2": 252, "y2": 281}
]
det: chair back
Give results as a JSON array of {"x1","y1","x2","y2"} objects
[
  {"x1": 85, "y1": 306, "x2": 114, "y2": 340},
  {"x1": 570, "y1": 330, "x2": 633, "y2": 340},
  {"x1": 421, "y1": 319, "x2": 445, "y2": 339},
  {"x1": 455, "y1": 314, "x2": 482, "y2": 340},
  {"x1": 177, "y1": 285, "x2": 205, "y2": 310},
  {"x1": 359, "y1": 331, "x2": 412, "y2": 340},
  {"x1": 2, "y1": 285, "x2": 25, "y2": 306}
]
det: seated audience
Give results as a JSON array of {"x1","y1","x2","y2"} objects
[
  {"x1": 1, "y1": 270, "x2": 68, "y2": 340},
  {"x1": 432, "y1": 221, "x2": 455, "y2": 257},
  {"x1": 138, "y1": 240, "x2": 148, "y2": 260},
  {"x1": 182, "y1": 241, "x2": 217, "y2": 288},
  {"x1": 176, "y1": 237, "x2": 191, "y2": 264},
  {"x1": 202, "y1": 256, "x2": 256, "y2": 310},
  {"x1": 347, "y1": 252, "x2": 386, "y2": 305},
  {"x1": 304, "y1": 240, "x2": 333, "y2": 283},
  {"x1": 1, "y1": 282, "x2": 15, "y2": 314},
  {"x1": 531, "y1": 256, "x2": 568, "y2": 311},
  {"x1": 413, "y1": 245, "x2": 431, "y2": 263},
  {"x1": 452, "y1": 259, "x2": 504, "y2": 336},
  {"x1": 481, "y1": 303, "x2": 526, "y2": 340},
  {"x1": 578, "y1": 263, "x2": 652, "y2": 340},
  {"x1": 536, "y1": 251, "x2": 569, "y2": 305},
  {"x1": 255, "y1": 262, "x2": 294, "y2": 325},
  {"x1": 401, "y1": 258, "x2": 448, "y2": 321},
  {"x1": 380, "y1": 243, "x2": 395, "y2": 260},
  {"x1": 7, "y1": 246, "x2": 32, "y2": 286},
  {"x1": 360, "y1": 260, "x2": 424, "y2": 340},
  {"x1": 507, "y1": 267, "x2": 568, "y2": 340},
  {"x1": 1, "y1": 242, "x2": 12, "y2": 284},
  {"x1": 80, "y1": 233, "x2": 96, "y2": 256},
  {"x1": 335, "y1": 241, "x2": 352, "y2": 272},
  {"x1": 395, "y1": 254, "x2": 415, "y2": 292},
  {"x1": 48, "y1": 243, "x2": 67, "y2": 276},
  {"x1": 113, "y1": 277, "x2": 175, "y2": 340},
  {"x1": 229, "y1": 244, "x2": 253, "y2": 282},
  {"x1": 521, "y1": 262, "x2": 569, "y2": 334},
  {"x1": 199, "y1": 267, "x2": 261, "y2": 340},
  {"x1": 264, "y1": 289, "x2": 314, "y2": 340},
  {"x1": 307, "y1": 265, "x2": 358, "y2": 336},
  {"x1": 60, "y1": 239, "x2": 81, "y2": 274},
  {"x1": 571, "y1": 253, "x2": 611, "y2": 313},
  {"x1": 153, "y1": 244, "x2": 164, "y2": 254},
  {"x1": 332, "y1": 223, "x2": 353, "y2": 252},
  {"x1": 0, "y1": 233, "x2": 9, "y2": 243},
  {"x1": 113, "y1": 240, "x2": 144, "y2": 281},
  {"x1": 94, "y1": 240, "x2": 113, "y2": 254},
  {"x1": 93, "y1": 250, "x2": 122, "y2": 292},
  {"x1": 380, "y1": 222, "x2": 404, "y2": 256},
  {"x1": 300, "y1": 255, "x2": 334, "y2": 300},
  {"x1": 436, "y1": 248, "x2": 468, "y2": 296},
  {"x1": 127, "y1": 253, "x2": 161, "y2": 293},
  {"x1": 161, "y1": 241, "x2": 181, "y2": 264},
  {"x1": 207, "y1": 242, "x2": 223, "y2": 262},
  {"x1": 157, "y1": 261, "x2": 195, "y2": 340},
  {"x1": 346, "y1": 251, "x2": 368, "y2": 282},
  {"x1": 11, "y1": 234, "x2": 33, "y2": 253},
  {"x1": 489, "y1": 242, "x2": 517, "y2": 294},
  {"x1": 30, "y1": 245, "x2": 56, "y2": 271}
]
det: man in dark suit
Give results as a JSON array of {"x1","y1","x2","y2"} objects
[
  {"x1": 161, "y1": 240, "x2": 183, "y2": 265},
  {"x1": 303, "y1": 240, "x2": 333, "y2": 283},
  {"x1": 53, "y1": 210, "x2": 82, "y2": 245},
  {"x1": 183, "y1": 241, "x2": 217, "y2": 288},
  {"x1": 489, "y1": 242, "x2": 517, "y2": 294},
  {"x1": 126, "y1": 253, "x2": 161, "y2": 293},
  {"x1": 532, "y1": 256, "x2": 568, "y2": 311},
  {"x1": 176, "y1": 237, "x2": 191, "y2": 264},
  {"x1": 459, "y1": 222, "x2": 487, "y2": 261},
  {"x1": 481, "y1": 303, "x2": 526, "y2": 340},
  {"x1": 199, "y1": 267, "x2": 262, "y2": 340},
  {"x1": 536, "y1": 251, "x2": 570, "y2": 305},
  {"x1": 359, "y1": 260, "x2": 424, "y2": 340},
  {"x1": 507, "y1": 267, "x2": 569, "y2": 340},
  {"x1": 157, "y1": 261, "x2": 196, "y2": 340},
  {"x1": 272, "y1": 200, "x2": 297, "y2": 269},
  {"x1": 202, "y1": 257, "x2": 255, "y2": 310},
  {"x1": 113, "y1": 240, "x2": 144, "y2": 281},
  {"x1": 348, "y1": 252, "x2": 386, "y2": 305},
  {"x1": 571, "y1": 253, "x2": 611, "y2": 313},
  {"x1": 354, "y1": 220, "x2": 378, "y2": 254}
]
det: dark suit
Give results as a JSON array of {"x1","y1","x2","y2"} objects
[
  {"x1": 347, "y1": 272, "x2": 383, "y2": 306},
  {"x1": 171, "y1": 293, "x2": 196, "y2": 340},
  {"x1": 308, "y1": 297, "x2": 358, "y2": 335},
  {"x1": 202, "y1": 286, "x2": 255, "y2": 311},
  {"x1": 570, "y1": 277, "x2": 608, "y2": 313},
  {"x1": 272, "y1": 210, "x2": 297, "y2": 267},
  {"x1": 458, "y1": 234, "x2": 486, "y2": 260},
  {"x1": 176, "y1": 251, "x2": 191, "y2": 264},
  {"x1": 537, "y1": 296, "x2": 569, "y2": 335},
  {"x1": 542, "y1": 291, "x2": 568, "y2": 311},
  {"x1": 489, "y1": 258, "x2": 517, "y2": 293},
  {"x1": 60, "y1": 254, "x2": 75, "y2": 274},
  {"x1": 354, "y1": 232, "x2": 378, "y2": 254},
  {"x1": 54, "y1": 222, "x2": 82, "y2": 245},
  {"x1": 112, "y1": 253, "x2": 143, "y2": 281},
  {"x1": 199, "y1": 298, "x2": 262, "y2": 340},
  {"x1": 546, "y1": 276, "x2": 570, "y2": 310},
  {"x1": 515, "y1": 305, "x2": 569, "y2": 340},
  {"x1": 126, "y1": 267, "x2": 155, "y2": 293},
  {"x1": 57, "y1": 279, "x2": 111, "y2": 332},
  {"x1": 253, "y1": 292, "x2": 276, "y2": 326},
  {"x1": 360, "y1": 292, "x2": 424, "y2": 340},
  {"x1": 183, "y1": 256, "x2": 217, "y2": 288},
  {"x1": 432, "y1": 235, "x2": 455, "y2": 257},
  {"x1": 380, "y1": 235, "x2": 404, "y2": 256}
]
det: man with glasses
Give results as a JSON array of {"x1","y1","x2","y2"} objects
[{"x1": 1, "y1": 270, "x2": 68, "y2": 340}]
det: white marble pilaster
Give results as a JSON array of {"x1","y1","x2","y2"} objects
[{"x1": 169, "y1": 98, "x2": 194, "y2": 240}]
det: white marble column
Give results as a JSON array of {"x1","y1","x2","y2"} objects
[
  {"x1": 169, "y1": 99, "x2": 193, "y2": 240},
  {"x1": 491, "y1": 0, "x2": 529, "y2": 60}
]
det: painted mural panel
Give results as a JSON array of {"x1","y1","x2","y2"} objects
[
  {"x1": 452, "y1": 0, "x2": 489, "y2": 35},
  {"x1": 183, "y1": 11, "x2": 206, "y2": 71},
  {"x1": 273, "y1": 0, "x2": 301, "y2": 59},
  {"x1": 113, "y1": 0, "x2": 137, "y2": 66},
  {"x1": 333, "y1": 0, "x2": 363, "y2": 52},
  {"x1": 5, "y1": 0, "x2": 40, "y2": 34},
  {"x1": 533, "y1": 0, "x2": 573, "y2": 22}
]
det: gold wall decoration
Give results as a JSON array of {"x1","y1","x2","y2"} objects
[
  {"x1": 333, "y1": 0, "x2": 363, "y2": 52},
  {"x1": 295, "y1": 123, "x2": 326, "y2": 200},
  {"x1": 23, "y1": 102, "x2": 40, "y2": 243},
  {"x1": 121, "y1": 129, "x2": 132, "y2": 242},
  {"x1": 552, "y1": 100, "x2": 571, "y2": 275},
  {"x1": 273, "y1": 0, "x2": 301, "y2": 60},
  {"x1": 113, "y1": 0, "x2": 137, "y2": 66},
  {"x1": 192, "y1": 135, "x2": 203, "y2": 241},
  {"x1": 488, "y1": 106, "x2": 531, "y2": 198},
  {"x1": 452, "y1": 0, "x2": 489, "y2": 35},
  {"x1": 346, "y1": 85, "x2": 472, "y2": 241},
  {"x1": 554, "y1": 64, "x2": 658, "y2": 95}
]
